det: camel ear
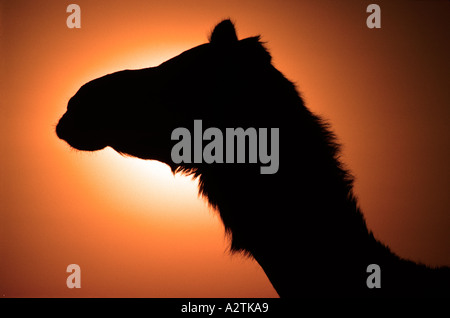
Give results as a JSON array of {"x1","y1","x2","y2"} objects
[{"x1": 210, "y1": 19, "x2": 238, "y2": 44}]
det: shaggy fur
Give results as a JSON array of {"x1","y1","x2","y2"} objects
[{"x1": 56, "y1": 20, "x2": 449, "y2": 297}]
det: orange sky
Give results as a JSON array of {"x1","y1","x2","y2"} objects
[{"x1": 1, "y1": 0, "x2": 449, "y2": 297}]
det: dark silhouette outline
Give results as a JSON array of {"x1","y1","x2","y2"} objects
[{"x1": 56, "y1": 20, "x2": 449, "y2": 297}]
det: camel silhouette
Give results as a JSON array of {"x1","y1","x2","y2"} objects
[{"x1": 56, "y1": 20, "x2": 449, "y2": 297}]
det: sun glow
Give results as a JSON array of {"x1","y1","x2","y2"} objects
[
  {"x1": 51, "y1": 24, "x2": 210, "y2": 226},
  {"x1": 56, "y1": 44, "x2": 214, "y2": 222},
  {"x1": 76, "y1": 44, "x2": 198, "y2": 86},
  {"x1": 75, "y1": 147, "x2": 210, "y2": 224}
]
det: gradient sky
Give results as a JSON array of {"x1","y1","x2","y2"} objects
[{"x1": 1, "y1": 0, "x2": 449, "y2": 297}]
